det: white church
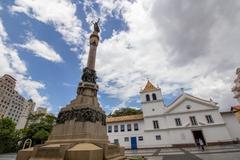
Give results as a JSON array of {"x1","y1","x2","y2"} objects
[{"x1": 106, "y1": 81, "x2": 240, "y2": 149}]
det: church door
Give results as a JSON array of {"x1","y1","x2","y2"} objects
[
  {"x1": 131, "y1": 137, "x2": 137, "y2": 150},
  {"x1": 192, "y1": 130, "x2": 206, "y2": 145}
]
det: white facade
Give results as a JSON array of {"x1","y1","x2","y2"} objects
[
  {"x1": 107, "y1": 81, "x2": 237, "y2": 149},
  {"x1": 221, "y1": 111, "x2": 240, "y2": 141}
]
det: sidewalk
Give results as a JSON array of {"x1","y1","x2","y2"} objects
[{"x1": 125, "y1": 144, "x2": 240, "y2": 160}]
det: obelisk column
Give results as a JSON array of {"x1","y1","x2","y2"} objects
[
  {"x1": 86, "y1": 31, "x2": 99, "y2": 70},
  {"x1": 87, "y1": 19, "x2": 100, "y2": 70},
  {"x1": 77, "y1": 20, "x2": 100, "y2": 95}
]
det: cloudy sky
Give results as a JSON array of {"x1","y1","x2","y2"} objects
[{"x1": 0, "y1": 0, "x2": 239, "y2": 114}]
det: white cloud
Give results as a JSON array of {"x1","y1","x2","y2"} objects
[
  {"x1": 18, "y1": 36, "x2": 63, "y2": 63},
  {"x1": 11, "y1": 0, "x2": 84, "y2": 46},
  {"x1": 0, "y1": 18, "x2": 50, "y2": 109},
  {"x1": 83, "y1": 0, "x2": 239, "y2": 111}
]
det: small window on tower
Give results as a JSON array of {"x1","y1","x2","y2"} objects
[
  {"x1": 146, "y1": 94, "x2": 150, "y2": 101},
  {"x1": 152, "y1": 93, "x2": 157, "y2": 100}
]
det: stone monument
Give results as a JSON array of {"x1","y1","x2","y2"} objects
[{"x1": 17, "y1": 20, "x2": 125, "y2": 160}]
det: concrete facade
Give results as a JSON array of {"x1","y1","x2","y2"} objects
[
  {"x1": 232, "y1": 67, "x2": 240, "y2": 103},
  {"x1": 107, "y1": 81, "x2": 237, "y2": 149},
  {"x1": 0, "y1": 74, "x2": 35, "y2": 129}
]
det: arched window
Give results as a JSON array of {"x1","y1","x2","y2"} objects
[
  {"x1": 152, "y1": 93, "x2": 157, "y2": 100},
  {"x1": 146, "y1": 94, "x2": 150, "y2": 101}
]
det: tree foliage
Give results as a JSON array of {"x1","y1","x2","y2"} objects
[
  {"x1": 20, "y1": 113, "x2": 56, "y2": 146},
  {"x1": 110, "y1": 108, "x2": 142, "y2": 117},
  {"x1": 0, "y1": 118, "x2": 20, "y2": 153}
]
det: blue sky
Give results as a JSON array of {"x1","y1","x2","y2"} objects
[{"x1": 0, "y1": 0, "x2": 239, "y2": 114}]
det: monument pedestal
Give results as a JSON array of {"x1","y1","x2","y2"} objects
[{"x1": 17, "y1": 81, "x2": 125, "y2": 160}]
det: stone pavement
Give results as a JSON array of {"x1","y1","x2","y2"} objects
[
  {"x1": 1, "y1": 144, "x2": 240, "y2": 160},
  {"x1": 0, "y1": 153, "x2": 16, "y2": 160},
  {"x1": 125, "y1": 144, "x2": 240, "y2": 160}
]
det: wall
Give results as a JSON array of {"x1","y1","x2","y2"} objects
[
  {"x1": 221, "y1": 112, "x2": 240, "y2": 141},
  {"x1": 107, "y1": 120, "x2": 145, "y2": 149}
]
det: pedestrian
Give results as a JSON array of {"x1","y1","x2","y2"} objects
[
  {"x1": 199, "y1": 138, "x2": 205, "y2": 151},
  {"x1": 195, "y1": 139, "x2": 200, "y2": 150}
]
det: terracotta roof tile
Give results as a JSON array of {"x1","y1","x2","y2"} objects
[
  {"x1": 106, "y1": 114, "x2": 143, "y2": 123},
  {"x1": 141, "y1": 80, "x2": 158, "y2": 92},
  {"x1": 231, "y1": 105, "x2": 240, "y2": 111}
]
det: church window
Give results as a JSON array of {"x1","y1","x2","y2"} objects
[
  {"x1": 190, "y1": 116, "x2": 198, "y2": 125},
  {"x1": 186, "y1": 105, "x2": 191, "y2": 109},
  {"x1": 108, "y1": 125, "x2": 112, "y2": 133},
  {"x1": 153, "y1": 120, "x2": 159, "y2": 129},
  {"x1": 175, "y1": 118, "x2": 182, "y2": 126},
  {"x1": 124, "y1": 137, "x2": 129, "y2": 142},
  {"x1": 134, "y1": 123, "x2": 139, "y2": 131},
  {"x1": 114, "y1": 125, "x2": 118, "y2": 132},
  {"x1": 120, "y1": 124, "x2": 125, "y2": 132},
  {"x1": 205, "y1": 115, "x2": 214, "y2": 123},
  {"x1": 138, "y1": 136, "x2": 143, "y2": 141},
  {"x1": 114, "y1": 139, "x2": 119, "y2": 144},
  {"x1": 146, "y1": 94, "x2": 150, "y2": 101},
  {"x1": 152, "y1": 93, "x2": 157, "y2": 100},
  {"x1": 156, "y1": 135, "x2": 161, "y2": 140},
  {"x1": 127, "y1": 124, "x2": 132, "y2": 131}
]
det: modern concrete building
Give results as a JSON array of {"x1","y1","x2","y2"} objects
[
  {"x1": 107, "y1": 81, "x2": 240, "y2": 149},
  {"x1": 232, "y1": 67, "x2": 240, "y2": 103},
  {"x1": 25, "y1": 107, "x2": 49, "y2": 127},
  {"x1": 35, "y1": 107, "x2": 47, "y2": 114},
  {"x1": 0, "y1": 74, "x2": 35, "y2": 129}
]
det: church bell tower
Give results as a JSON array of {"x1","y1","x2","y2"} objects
[{"x1": 140, "y1": 80, "x2": 165, "y2": 117}]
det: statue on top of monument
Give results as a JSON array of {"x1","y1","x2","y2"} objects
[{"x1": 92, "y1": 18, "x2": 100, "y2": 33}]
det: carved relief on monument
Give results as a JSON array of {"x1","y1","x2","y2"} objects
[
  {"x1": 81, "y1": 67, "x2": 97, "y2": 83},
  {"x1": 56, "y1": 107, "x2": 106, "y2": 126}
]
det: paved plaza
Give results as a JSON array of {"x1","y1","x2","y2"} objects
[
  {"x1": 0, "y1": 144, "x2": 240, "y2": 160},
  {"x1": 125, "y1": 144, "x2": 240, "y2": 160}
]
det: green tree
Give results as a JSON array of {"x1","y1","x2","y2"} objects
[
  {"x1": 20, "y1": 114, "x2": 56, "y2": 146},
  {"x1": 110, "y1": 108, "x2": 142, "y2": 117},
  {"x1": 33, "y1": 129, "x2": 49, "y2": 144},
  {"x1": 0, "y1": 118, "x2": 20, "y2": 153}
]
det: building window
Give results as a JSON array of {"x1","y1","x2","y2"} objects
[
  {"x1": 120, "y1": 124, "x2": 125, "y2": 132},
  {"x1": 146, "y1": 94, "x2": 150, "y2": 101},
  {"x1": 156, "y1": 135, "x2": 161, "y2": 140},
  {"x1": 175, "y1": 118, "x2": 182, "y2": 126},
  {"x1": 114, "y1": 139, "x2": 119, "y2": 144},
  {"x1": 186, "y1": 105, "x2": 191, "y2": 110},
  {"x1": 152, "y1": 93, "x2": 157, "y2": 100},
  {"x1": 138, "y1": 136, "x2": 143, "y2": 141},
  {"x1": 206, "y1": 115, "x2": 214, "y2": 123},
  {"x1": 127, "y1": 124, "x2": 132, "y2": 131},
  {"x1": 114, "y1": 125, "x2": 118, "y2": 132},
  {"x1": 153, "y1": 120, "x2": 159, "y2": 129},
  {"x1": 124, "y1": 137, "x2": 129, "y2": 142},
  {"x1": 134, "y1": 123, "x2": 139, "y2": 131},
  {"x1": 108, "y1": 125, "x2": 112, "y2": 133},
  {"x1": 190, "y1": 116, "x2": 198, "y2": 125}
]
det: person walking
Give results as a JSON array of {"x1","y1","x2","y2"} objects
[
  {"x1": 196, "y1": 139, "x2": 200, "y2": 150},
  {"x1": 199, "y1": 138, "x2": 205, "y2": 151}
]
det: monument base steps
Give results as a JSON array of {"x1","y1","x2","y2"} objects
[{"x1": 17, "y1": 142, "x2": 125, "y2": 160}]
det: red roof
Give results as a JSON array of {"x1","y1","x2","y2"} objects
[{"x1": 231, "y1": 105, "x2": 240, "y2": 111}]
